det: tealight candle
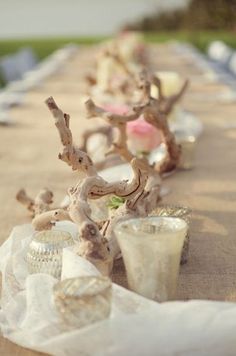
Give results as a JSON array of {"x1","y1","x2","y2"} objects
[
  {"x1": 54, "y1": 276, "x2": 112, "y2": 328},
  {"x1": 114, "y1": 217, "x2": 187, "y2": 302}
]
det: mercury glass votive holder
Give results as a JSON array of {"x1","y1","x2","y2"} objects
[
  {"x1": 176, "y1": 133, "x2": 196, "y2": 170},
  {"x1": 27, "y1": 230, "x2": 75, "y2": 279},
  {"x1": 149, "y1": 205, "x2": 191, "y2": 264},
  {"x1": 114, "y1": 217, "x2": 187, "y2": 302},
  {"x1": 53, "y1": 276, "x2": 112, "y2": 328}
]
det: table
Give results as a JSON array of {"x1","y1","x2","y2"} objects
[{"x1": 1, "y1": 44, "x2": 236, "y2": 355}]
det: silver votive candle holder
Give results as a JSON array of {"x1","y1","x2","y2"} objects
[
  {"x1": 149, "y1": 205, "x2": 191, "y2": 264},
  {"x1": 176, "y1": 131, "x2": 196, "y2": 170},
  {"x1": 114, "y1": 217, "x2": 187, "y2": 302},
  {"x1": 53, "y1": 276, "x2": 112, "y2": 328},
  {"x1": 27, "y1": 230, "x2": 75, "y2": 279}
]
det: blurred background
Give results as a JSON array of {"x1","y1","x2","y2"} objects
[{"x1": 0, "y1": 0, "x2": 236, "y2": 87}]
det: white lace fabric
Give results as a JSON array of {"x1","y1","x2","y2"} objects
[{"x1": 0, "y1": 223, "x2": 236, "y2": 356}]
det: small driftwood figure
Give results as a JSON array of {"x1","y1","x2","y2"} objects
[
  {"x1": 16, "y1": 188, "x2": 53, "y2": 217},
  {"x1": 16, "y1": 188, "x2": 71, "y2": 230}
]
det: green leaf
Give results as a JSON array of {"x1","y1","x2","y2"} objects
[{"x1": 107, "y1": 196, "x2": 125, "y2": 210}]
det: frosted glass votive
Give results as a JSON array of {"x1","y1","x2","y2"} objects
[
  {"x1": 176, "y1": 132, "x2": 196, "y2": 170},
  {"x1": 114, "y1": 217, "x2": 187, "y2": 302},
  {"x1": 149, "y1": 205, "x2": 191, "y2": 264},
  {"x1": 54, "y1": 276, "x2": 112, "y2": 328},
  {"x1": 27, "y1": 230, "x2": 75, "y2": 279}
]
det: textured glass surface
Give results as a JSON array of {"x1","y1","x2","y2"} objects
[
  {"x1": 54, "y1": 276, "x2": 112, "y2": 328},
  {"x1": 149, "y1": 205, "x2": 191, "y2": 264},
  {"x1": 115, "y1": 217, "x2": 187, "y2": 302},
  {"x1": 27, "y1": 230, "x2": 75, "y2": 279},
  {"x1": 176, "y1": 134, "x2": 196, "y2": 170}
]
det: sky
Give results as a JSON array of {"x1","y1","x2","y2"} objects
[{"x1": 0, "y1": 0, "x2": 188, "y2": 39}]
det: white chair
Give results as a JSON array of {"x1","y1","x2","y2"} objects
[
  {"x1": 0, "y1": 55, "x2": 19, "y2": 82},
  {"x1": 0, "y1": 47, "x2": 37, "y2": 83},
  {"x1": 207, "y1": 41, "x2": 233, "y2": 65},
  {"x1": 15, "y1": 48, "x2": 37, "y2": 78}
]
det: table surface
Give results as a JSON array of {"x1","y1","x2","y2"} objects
[{"x1": 1, "y1": 44, "x2": 236, "y2": 355}]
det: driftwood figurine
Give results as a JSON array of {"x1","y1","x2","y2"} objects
[
  {"x1": 85, "y1": 71, "x2": 188, "y2": 174},
  {"x1": 31, "y1": 96, "x2": 161, "y2": 275},
  {"x1": 16, "y1": 188, "x2": 71, "y2": 230},
  {"x1": 16, "y1": 188, "x2": 53, "y2": 217}
]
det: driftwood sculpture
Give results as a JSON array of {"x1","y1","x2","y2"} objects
[
  {"x1": 29, "y1": 96, "x2": 161, "y2": 275},
  {"x1": 15, "y1": 95, "x2": 162, "y2": 275},
  {"x1": 16, "y1": 73, "x2": 187, "y2": 275},
  {"x1": 85, "y1": 71, "x2": 188, "y2": 174}
]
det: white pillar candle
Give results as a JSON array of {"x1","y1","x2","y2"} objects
[{"x1": 151, "y1": 71, "x2": 183, "y2": 98}]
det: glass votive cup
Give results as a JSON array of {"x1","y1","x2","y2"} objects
[
  {"x1": 53, "y1": 276, "x2": 112, "y2": 328},
  {"x1": 149, "y1": 205, "x2": 191, "y2": 264},
  {"x1": 175, "y1": 131, "x2": 196, "y2": 170},
  {"x1": 27, "y1": 230, "x2": 75, "y2": 279},
  {"x1": 114, "y1": 217, "x2": 187, "y2": 302}
]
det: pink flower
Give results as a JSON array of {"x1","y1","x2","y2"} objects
[
  {"x1": 102, "y1": 104, "x2": 129, "y2": 115},
  {"x1": 127, "y1": 117, "x2": 163, "y2": 152},
  {"x1": 102, "y1": 104, "x2": 163, "y2": 153}
]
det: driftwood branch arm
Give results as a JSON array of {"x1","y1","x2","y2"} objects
[
  {"x1": 135, "y1": 75, "x2": 189, "y2": 173},
  {"x1": 16, "y1": 188, "x2": 54, "y2": 217},
  {"x1": 46, "y1": 96, "x2": 97, "y2": 176},
  {"x1": 79, "y1": 126, "x2": 113, "y2": 152},
  {"x1": 163, "y1": 79, "x2": 189, "y2": 116},
  {"x1": 32, "y1": 209, "x2": 72, "y2": 231},
  {"x1": 16, "y1": 189, "x2": 35, "y2": 215}
]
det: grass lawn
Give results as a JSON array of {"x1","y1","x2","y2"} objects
[
  {"x1": 0, "y1": 36, "x2": 108, "y2": 60},
  {"x1": 0, "y1": 31, "x2": 236, "y2": 86},
  {"x1": 1, "y1": 31, "x2": 236, "y2": 59},
  {"x1": 144, "y1": 31, "x2": 236, "y2": 53}
]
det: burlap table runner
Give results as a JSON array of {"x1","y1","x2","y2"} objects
[{"x1": 1, "y1": 44, "x2": 236, "y2": 355}]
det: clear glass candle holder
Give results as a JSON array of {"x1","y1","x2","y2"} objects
[
  {"x1": 114, "y1": 217, "x2": 187, "y2": 302},
  {"x1": 54, "y1": 276, "x2": 112, "y2": 328},
  {"x1": 176, "y1": 132, "x2": 196, "y2": 170},
  {"x1": 149, "y1": 205, "x2": 191, "y2": 264},
  {"x1": 27, "y1": 230, "x2": 75, "y2": 279}
]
